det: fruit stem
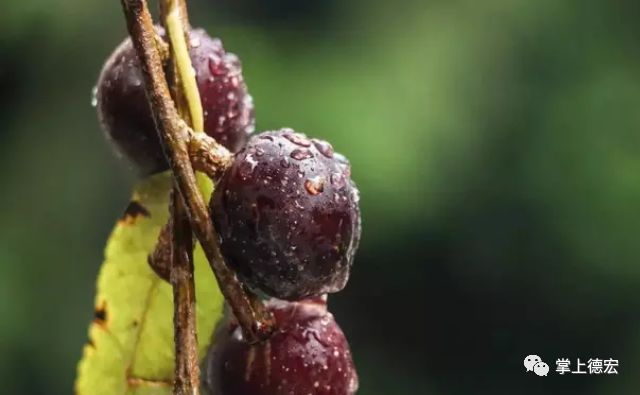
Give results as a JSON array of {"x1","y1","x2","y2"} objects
[
  {"x1": 120, "y1": 0, "x2": 273, "y2": 345},
  {"x1": 162, "y1": 0, "x2": 204, "y2": 132}
]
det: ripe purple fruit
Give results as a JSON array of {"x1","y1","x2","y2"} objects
[
  {"x1": 96, "y1": 28, "x2": 254, "y2": 175},
  {"x1": 211, "y1": 129, "x2": 361, "y2": 300},
  {"x1": 204, "y1": 298, "x2": 359, "y2": 395}
]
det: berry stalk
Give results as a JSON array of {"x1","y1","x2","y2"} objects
[
  {"x1": 119, "y1": 0, "x2": 272, "y2": 347},
  {"x1": 163, "y1": 1, "x2": 204, "y2": 132}
]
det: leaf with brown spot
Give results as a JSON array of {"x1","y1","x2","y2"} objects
[
  {"x1": 119, "y1": 201, "x2": 152, "y2": 226},
  {"x1": 75, "y1": 173, "x2": 224, "y2": 395}
]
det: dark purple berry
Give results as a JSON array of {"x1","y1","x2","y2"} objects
[
  {"x1": 96, "y1": 28, "x2": 254, "y2": 175},
  {"x1": 211, "y1": 128, "x2": 361, "y2": 300},
  {"x1": 205, "y1": 298, "x2": 359, "y2": 395}
]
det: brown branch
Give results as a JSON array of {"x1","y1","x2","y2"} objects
[
  {"x1": 148, "y1": 134, "x2": 232, "y2": 279},
  {"x1": 169, "y1": 190, "x2": 199, "y2": 395},
  {"x1": 120, "y1": 0, "x2": 273, "y2": 344},
  {"x1": 187, "y1": 132, "x2": 233, "y2": 179},
  {"x1": 158, "y1": 1, "x2": 201, "y2": 393}
]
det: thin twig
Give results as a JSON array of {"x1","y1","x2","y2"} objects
[
  {"x1": 169, "y1": 191, "x2": 199, "y2": 395},
  {"x1": 120, "y1": 0, "x2": 273, "y2": 343},
  {"x1": 158, "y1": 1, "x2": 201, "y2": 394},
  {"x1": 148, "y1": 133, "x2": 232, "y2": 278}
]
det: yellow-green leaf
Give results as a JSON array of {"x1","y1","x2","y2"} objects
[{"x1": 75, "y1": 172, "x2": 223, "y2": 395}]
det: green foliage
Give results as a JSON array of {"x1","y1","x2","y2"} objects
[{"x1": 75, "y1": 173, "x2": 223, "y2": 395}]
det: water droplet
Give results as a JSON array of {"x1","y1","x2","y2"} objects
[
  {"x1": 333, "y1": 152, "x2": 350, "y2": 176},
  {"x1": 90, "y1": 86, "x2": 98, "y2": 107},
  {"x1": 305, "y1": 176, "x2": 325, "y2": 195},
  {"x1": 190, "y1": 36, "x2": 201, "y2": 48},
  {"x1": 352, "y1": 188, "x2": 360, "y2": 203},
  {"x1": 280, "y1": 158, "x2": 290, "y2": 168},
  {"x1": 313, "y1": 139, "x2": 334, "y2": 158},
  {"x1": 291, "y1": 149, "x2": 313, "y2": 160},
  {"x1": 238, "y1": 154, "x2": 258, "y2": 178},
  {"x1": 255, "y1": 147, "x2": 265, "y2": 157},
  {"x1": 330, "y1": 172, "x2": 346, "y2": 189},
  {"x1": 224, "y1": 53, "x2": 241, "y2": 73},
  {"x1": 284, "y1": 132, "x2": 311, "y2": 147},
  {"x1": 208, "y1": 55, "x2": 226, "y2": 76}
]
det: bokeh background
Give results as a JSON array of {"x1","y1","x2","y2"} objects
[{"x1": 2, "y1": 0, "x2": 640, "y2": 394}]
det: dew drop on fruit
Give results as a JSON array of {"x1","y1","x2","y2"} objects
[
  {"x1": 330, "y1": 172, "x2": 346, "y2": 189},
  {"x1": 352, "y1": 188, "x2": 360, "y2": 203},
  {"x1": 280, "y1": 158, "x2": 290, "y2": 168},
  {"x1": 238, "y1": 154, "x2": 259, "y2": 178},
  {"x1": 90, "y1": 86, "x2": 98, "y2": 107},
  {"x1": 284, "y1": 132, "x2": 312, "y2": 147},
  {"x1": 291, "y1": 149, "x2": 313, "y2": 160},
  {"x1": 305, "y1": 176, "x2": 325, "y2": 195},
  {"x1": 313, "y1": 139, "x2": 334, "y2": 158},
  {"x1": 208, "y1": 54, "x2": 225, "y2": 75},
  {"x1": 225, "y1": 53, "x2": 241, "y2": 72}
]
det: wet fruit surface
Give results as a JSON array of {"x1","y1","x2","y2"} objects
[
  {"x1": 205, "y1": 298, "x2": 359, "y2": 395},
  {"x1": 96, "y1": 28, "x2": 254, "y2": 175},
  {"x1": 211, "y1": 128, "x2": 361, "y2": 300}
]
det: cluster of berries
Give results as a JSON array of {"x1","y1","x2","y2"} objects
[{"x1": 96, "y1": 27, "x2": 361, "y2": 395}]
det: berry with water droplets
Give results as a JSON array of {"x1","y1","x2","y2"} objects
[
  {"x1": 204, "y1": 298, "x2": 358, "y2": 395},
  {"x1": 96, "y1": 27, "x2": 254, "y2": 175},
  {"x1": 211, "y1": 128, "x2": 361, "y2": 300}
]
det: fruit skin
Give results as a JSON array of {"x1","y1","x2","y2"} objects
[
  {"x1": 211, "y1": 129, "x2": 361, "y2": 300},
  {"x1": 96, "y1": 27, "x2": 254, "y2": 175},
  {"x1": 204, "y1": 298, "x2": 359, "y2": 395}
]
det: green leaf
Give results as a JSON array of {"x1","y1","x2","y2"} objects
[{"x1": 75, "y1": 172, "x2": 223, "y2": 395}]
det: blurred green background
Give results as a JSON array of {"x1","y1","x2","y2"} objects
[{"x1": 2, "y1": 0, "x2": 640, "y2": 393}]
